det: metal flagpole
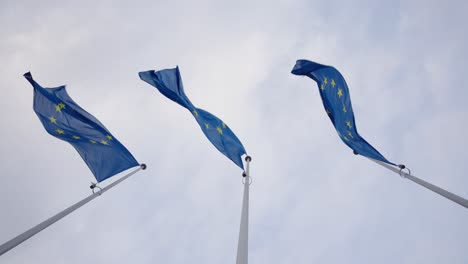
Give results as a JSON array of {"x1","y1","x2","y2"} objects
[
  {"x1": 0, "y1": 164, "x2": 147, "y2": 257},
  {"x1": 368, "y1": 158, "x2": 468, "y2": 209},
  {"x1": 236, "y1": 156, "x2": 251, "y2": 264}
]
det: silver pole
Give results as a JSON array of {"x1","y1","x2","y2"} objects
[
  {"x1": 368, "y1": 158, "x2": 468, "y2": 209},
  {"x1": 236, "y1": 156, "x2": 251, "y2": 264},
  {"x1": 0, "y1": 164, "x2": 147, "y2": 257}
]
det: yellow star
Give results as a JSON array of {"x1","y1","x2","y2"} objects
[
  {"x1": 342, "y1": 105, "x2": 347, "y2": 113},
  {"x1": 320, "y1": 83, "x2": 325, "y2": 91},
  {"x1": 55, "y1": 105, "x2": 61, "y2": 112},
  {"x1": 323, "y1": 77, "x2": 328, "y2": 85},
  {"x1": 222, "y1": 122, "x2": 226, "y2": 128},
  {"x1": 193, "y1": 110, "x2": 199, "y2": 117},
  {"x1": 343, "y1": 136, "x2": 349, "y2": 141},
  {"x1": 347, "y1": 131, "x2": 353, "y2": 138},
  {"x1": 216, "y1": 127, "x2": 223, "y2": 135},
  {"x1": 325, "y1": 109, "x2": 331, "y2": 115},
  {"x1": 205, "y1": 123, "x2": 209, "y2": 129},
  {"x1": 346, "y1": 121, "x2": 352, "y2": 129},
  {"x1": 58, "y1": 103, "x2": 65, "y2": 109},
  {"x1": 73, "y1": 136, "x2": 80, "y2": 139},
  {"x1": 331, "y1": 79, "x2": 336, "y2": 87},
  {"x1": 56, "y1": 129, "x2": 65, "y2": 135},
  {"x1": 49, "y1": 116, "x2": 57, "y2": 124},
  {"x1": 106, "y1": 135, "x2": 113, "y2": 140},
  {"x1": 337, "y1": 89, "x2": 343, "y2": 98},
  {"x1": 100, "y1": 140, "x2": 109, "y2": 145},
  {"x1": 90, "y1": 140, "x2": 97, "y2": 144}
]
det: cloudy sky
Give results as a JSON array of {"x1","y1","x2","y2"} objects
[{"x1": 1, "y1": 0, "x2": 467, "y2": 263}]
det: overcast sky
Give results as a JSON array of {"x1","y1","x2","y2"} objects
[{"x1": 1, "y1": 0, "x2": 467, "y2": 263}]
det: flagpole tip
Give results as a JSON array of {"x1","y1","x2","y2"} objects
[
  {"x1": 140, "y1": 164, "x2": 147, "y2": 170},
  {"x1": 245, "y1": 156, "x2": 252, "y2": 162}
]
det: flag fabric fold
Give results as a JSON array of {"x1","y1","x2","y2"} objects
[
  {"x1": 25, "y1": 72, "x2": 139, "y2": 182},
  {"x1": 291, "y1": 60, "x2": 394, "y2": 165},
  {"x1": 139, "y1": 67, "x2": 247, "y2": 169}
]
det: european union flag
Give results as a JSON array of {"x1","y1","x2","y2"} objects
[
  {"x1": 25, "y1": 72, "x2": 139, "y2": 182},
  {"x1": 291, "y1": 60, "x2": 394, "y2": 165},
  {"x1": 139, "y1": 67, "x2": 247, "y2": 169}
]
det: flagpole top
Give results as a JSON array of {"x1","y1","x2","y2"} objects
[{"x1": 140, "y1": 163, "x2": 147, "y2": 170}]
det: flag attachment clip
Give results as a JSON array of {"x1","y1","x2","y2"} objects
[
  {"x1": 242, "y1": 156, "x2": 252, "y2": 177},
  {"x1": 242, "y1": 176, "x2": 252, "y2": 185},
  {"x1": 398, "y1": 164, "x2": 411, "y2": 178},
  {"x1": 242, "y1": 156, "x2": 252, "y2": 185},
  {"x1": 90, "y1": 182, "x2": 102, "y2": 194}
]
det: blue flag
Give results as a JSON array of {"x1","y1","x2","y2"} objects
[
  {"x1": 139, "y1": 67, "x2": 247, "y2": 169},
  {"x1": 25, "y1": 72, "x2": 139, "y2": 182},
  {"x1": 291, "y1": 60, "x2": 394, "y2": 165}
]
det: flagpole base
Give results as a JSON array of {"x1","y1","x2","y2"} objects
[
  {"x1": 0, "y1": 165, "x2": 144, "y2": 256},
  {"x1": 368, "y1": 157, "x2": 468, "y2": 209}
]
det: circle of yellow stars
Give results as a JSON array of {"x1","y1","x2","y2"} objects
[
  {"x1": 320, "y1": 76, "x2": 354, "y2": 142},
  {"x1": 48, "y1": 102, "x2": 113, "y2": 146},
  {"x1": 194, "y1": 109, "x2": 226, "y2": 136},
  {"x1": 203, "y1": 121, "x2": 227, "y2": 136}
]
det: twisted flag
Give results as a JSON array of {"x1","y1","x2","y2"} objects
[
  {"x1": 291, "y1": 60, "x2": 394, "y2": 165},
  {"x1": 139, "y1": 67, "x2": 247, "y2": 169},
  {"x1": 25, "y1": 72, "x2": 139, "y2": 182}
]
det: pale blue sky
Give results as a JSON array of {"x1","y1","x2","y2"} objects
[{"x1": 1, "y1": 0, "x2": 467, "y2": 263}]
